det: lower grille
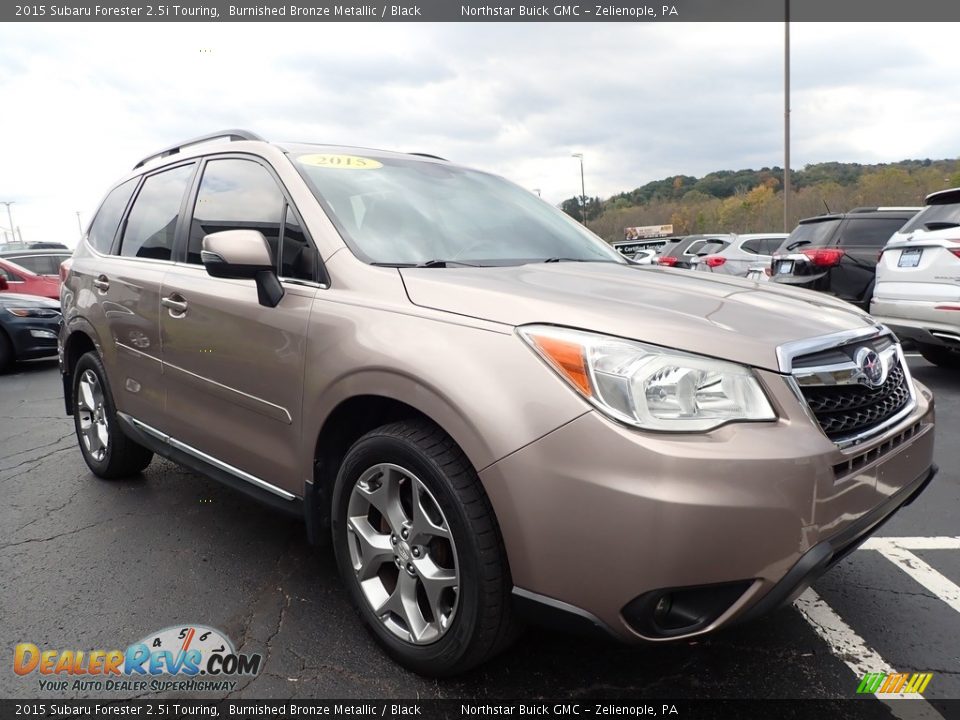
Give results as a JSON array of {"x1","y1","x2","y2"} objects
[{"x1": 800, "y1": 363, "x2": 911, "y2": 441}]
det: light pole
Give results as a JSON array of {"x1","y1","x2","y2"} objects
[
  {"x1": 783, "y1": 0, "x2": 791, "y2": 232},
  {"x1": 571, "y1": 153, "x2": 586, "y2": 225},
  {"x1": 0, "y1": 202, "x2": 15, "y2": 245}
]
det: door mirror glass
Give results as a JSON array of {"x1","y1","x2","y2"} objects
[{"x1": 201, "y1": 230, "x2": 284, "y2": 308}]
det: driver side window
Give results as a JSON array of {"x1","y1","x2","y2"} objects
[{"x1": 188, "y1": 159, "x2": 318, "y2": 281}]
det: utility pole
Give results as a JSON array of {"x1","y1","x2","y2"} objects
[
  {"x1": 0, "y1": 202, "x2": 15, "y2": 244},
  {"x1": 784, "y1": 0, "x2": 791, "y2": 232}
]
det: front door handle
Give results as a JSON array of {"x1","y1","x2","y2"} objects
[
  {"x1": 92, "y1": 275, "x2": 110, "y2": 292},
  {"x1": 161, "y1": 294, "x2": 188, "y2": 316}
]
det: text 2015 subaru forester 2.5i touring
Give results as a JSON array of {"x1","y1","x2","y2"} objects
[{"x1": 59, "y1": 131, "x2": 936, "y2": 676}]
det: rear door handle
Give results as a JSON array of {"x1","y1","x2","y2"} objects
[
  {"x1": 93, "y1": 275, "x2": 110, "y2": 292},
  {"x1": 161, "y1": 294, "x2": 188, "y2": 315}
]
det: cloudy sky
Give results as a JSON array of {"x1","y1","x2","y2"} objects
[{"x1": 0, "y1": 21, "x2": 957, "y2": 246}]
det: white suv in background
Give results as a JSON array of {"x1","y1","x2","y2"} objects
[
  {"x1": 695, "y1": 233, "x2": 788, "y2": 278},
  {"x1": 871, "y1": 187, "x2": 960, "y2": 368}
]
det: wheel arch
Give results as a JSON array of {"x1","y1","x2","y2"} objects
[
  {"x1": 305, "y1": 385, "x2": 492, "y2": 547},
  {"x1": 61, "y1": 322, "x2": 102, "y2": 415}
]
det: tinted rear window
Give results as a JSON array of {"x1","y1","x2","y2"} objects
[
  {"x1": 837, "y1": 217, "x2": 909, "y2": 248},
  {"x1": 89, "y1": 178, "x2": 138, "y2": 254},
  {"x1": 120, "y1": 164, "x2": 195, "y2": 261},
  {"x1": 901, "y1": 203, "x2": 960, "y2": 233},
  {"x1": 778, "y1": 219, "x2": 840, "y2": 253}
]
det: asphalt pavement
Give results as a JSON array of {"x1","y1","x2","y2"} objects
[{"x1": 1, "y1": 357, "x2": 957, "y2": 706}]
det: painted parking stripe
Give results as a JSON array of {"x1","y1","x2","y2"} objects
[
  {"x1": 795, "y1": 589, "x2": 943, "y2": 718},
  {"x1": 861, "y1": 537, "x2": 960, "y2": 616},
  {"x1": 862, "y1": 536, "x2": 960, "y2": 551}
]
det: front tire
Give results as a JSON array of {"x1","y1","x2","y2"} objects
[
  {"x1": 331, "y1": 419, "x2": 516, "y2": 676},
  {"x1": 73, "y1": 351, "x2": 153, "y2": 479},
  {"x1": 917, "y1": 343, "x2": 960, "y2": 369}
]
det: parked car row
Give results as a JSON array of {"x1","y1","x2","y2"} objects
[
  {"x1": 630, "y1": 193, "x2": 960, "y2": 370},
  {"x1": 0, "y1": 248, "x2": 70, "y2": 370},
  {"x1": 769, "y1": 207, "x2": 921, "y2": 309}
]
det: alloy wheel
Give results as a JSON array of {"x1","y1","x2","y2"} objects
[
  {"x1": 77, "y1": 369, "x2": 109, "y2": 461},
  {"x1": 346, "y1": 463, "x2": 459, "y2": 645}
]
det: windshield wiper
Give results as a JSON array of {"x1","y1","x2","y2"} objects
[
  {"x1": 542, "y1": 257, "x2": 590, "y2": 263},
  {"x1": 415, "y1": 259, "x2": 483, "y2": 268},
  {"x1": 370, "y1": 260, "x2": 482, "y2": 268}
]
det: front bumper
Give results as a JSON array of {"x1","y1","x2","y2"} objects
[
  {"x1": 3, "y1": 316, "x2": 61, "y2": 360},
  {"x1": 482, "y1": 371, "x2": 935, "y2": 642},
  {"x1": 871, "y1": 298, "x2": 960, "y2": 349}
]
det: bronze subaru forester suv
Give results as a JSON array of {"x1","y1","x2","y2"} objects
[{"x1": 59, "y1": 130, "x2": 936, "y2": 676}]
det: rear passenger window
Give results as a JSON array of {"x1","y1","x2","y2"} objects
[
  {"x1": 838, "y1": 218, "x2": 910, "y2": 248},
  {"x1": 120, "y1": 164, "x2": 195, "y2": 261},
  {"x1": 187, "y1": 159, "x2": 284, "y2": 266},
  {"x1": 88, "y1": 178, "x2": 138, "y2": 254}
]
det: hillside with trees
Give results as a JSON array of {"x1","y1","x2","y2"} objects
[{"x1": 561, "y1": 159, "x2": 960, "y2": 242}]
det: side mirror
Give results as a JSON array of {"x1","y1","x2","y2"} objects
[
  {"x1": 201, "y1": 230, "x2": 284, "y2": 308},
  {"x1": 0, "y1": 277, "x2": 7, "y2": 291}
]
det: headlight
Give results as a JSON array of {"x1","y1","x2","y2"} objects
[
  {"x1": 5, "y1": 307, "x2": 61, "y2": 318},
  {"x1": 518, "y1": 325, "x2": 776, "y2": 432}
]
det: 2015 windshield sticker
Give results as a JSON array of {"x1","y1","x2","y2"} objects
[
  {"x1": 297, "y1": 153, "x2": 383, "y2": 170},
  {"x1": 13, "y1": 624, "x2": 262, "y2": 693}
]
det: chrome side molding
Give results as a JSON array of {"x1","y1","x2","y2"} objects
[{"x1": 128, "y1": 416, "x2": 295, "y2": 501}]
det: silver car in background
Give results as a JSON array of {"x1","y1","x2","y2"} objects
[{"x1": 695, "y1": 233, "x2": 788, "y2": 277}]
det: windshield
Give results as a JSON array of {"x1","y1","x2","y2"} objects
[{"x1": 291, "y1": 152, "x2": 623, "y2": 266}]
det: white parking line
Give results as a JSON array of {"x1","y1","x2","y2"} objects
[
  {"x1": 795, "y1": 589, "x2": 943, "y2": 718},
  {"x1": 862, "y1": 536, "x2": 960, "y2": 550},
  {"x1": 862, "y1": 537, "x2": 960, "y2": 615},
  {"x1": 792, "y1": 536, "x2": 960, "y2": 717}
]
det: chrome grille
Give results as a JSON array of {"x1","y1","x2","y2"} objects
[
  {"x1": 800, "y1": 364, "x2": 911, "y2": 440},
  {"x1": 782, "y1": 328, "x2": 916, "y2": 446}
]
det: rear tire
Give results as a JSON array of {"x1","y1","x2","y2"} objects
[
  {"x1": 331, "y1": 419, "x2": 517, "y2": 676},
  {"x1": 917, "y1": 343, "x2": 960, "y2": 369},
  {"x1": 73, "y1": 351, "x2": 153, "y2": 479}
]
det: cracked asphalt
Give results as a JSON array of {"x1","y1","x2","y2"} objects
[{"x1": 1, "y1": 357, "x2": 958, "y2": 701}]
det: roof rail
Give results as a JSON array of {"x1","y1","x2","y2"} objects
[
  {"x1": 133, "y1": 129, "x2": 265, "y2": 170},
  {"x1": 408, "y1": 152, "x2": 448, "y2": 161}
]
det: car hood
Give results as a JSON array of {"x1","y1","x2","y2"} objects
[
  {"x1": 399, "y1": 263, "x2": 877, "y2": 372},
  {"x1": 0, "y1": 292, "x2": 60, "y2": 308}
]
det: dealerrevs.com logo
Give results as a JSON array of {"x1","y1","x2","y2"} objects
[{"x1": 13, "y1": 625, "x2": 262, "y2": 693}]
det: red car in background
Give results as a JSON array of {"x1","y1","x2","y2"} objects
[{"x1": 0, "y1": 257, "x2": 60, "y2": 300}]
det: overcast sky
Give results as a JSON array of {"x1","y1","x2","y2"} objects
[{"x1": 0, "y1": 22, "x2": 957, "y2": 246}]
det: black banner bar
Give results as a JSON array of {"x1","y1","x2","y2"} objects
[
  {"x1": 5, "y1": 0, "x2": 960, "y2": 22},
  {"x1": 4, "y1": 699, "x2": 960, "y2": 720}
]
